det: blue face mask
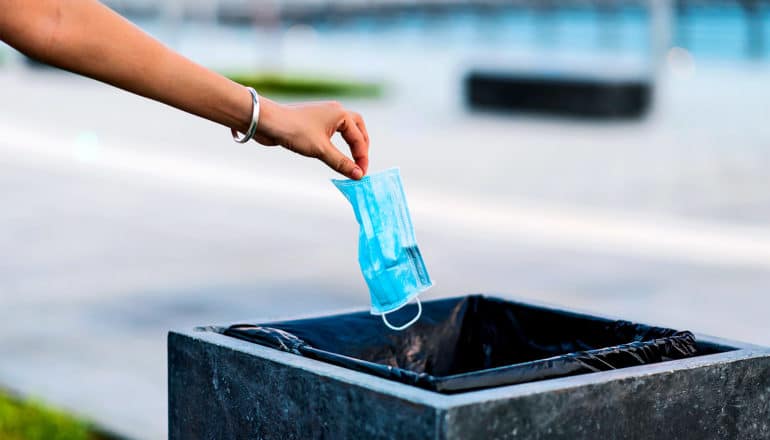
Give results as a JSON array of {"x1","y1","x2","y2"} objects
[{"x1": 332, "y1": 168, "x2": 433, "y2": 330}]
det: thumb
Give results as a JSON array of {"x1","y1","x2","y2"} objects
[{"x1": 320, "y1": 143, "x2": 364, "y2": 180}]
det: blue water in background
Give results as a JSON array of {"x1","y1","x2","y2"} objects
[
  {"x1": 0, "y1": 4, "x2": 765, "y2": 68},
  {"x1": 298, "y1": 5, "x2": 767, "y2": 61},
  {"x1": 310, "y1": 7, "x2": 651, "y2": 54},
  {"x1": 2, "y1": 3, "x2": 765, "y2": 80}
]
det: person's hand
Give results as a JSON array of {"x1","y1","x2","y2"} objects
[
  {"x1": 0, "y1": 0, "x2": 369, "y2": 178},
  {"x1": 253, "y1": 97, "x2": 370, "y2": 180}
]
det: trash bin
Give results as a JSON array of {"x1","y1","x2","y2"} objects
[
  {"x1": 168, "y1": 295, "x2": 770, "y2": 440},
  {"x1": 224, "y1": 295, "x2": 697, "y2": 393}
]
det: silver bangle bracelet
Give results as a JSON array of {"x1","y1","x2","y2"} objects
[{"x1": 231, "y1": 87, "x2": 260, "y2": 144}]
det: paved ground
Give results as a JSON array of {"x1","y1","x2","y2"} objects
[{"x1": 1, "y1": 57, "x2": 770, "y2": 439}]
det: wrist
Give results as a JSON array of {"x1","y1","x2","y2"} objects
[
  {"x1": 231, "y1": 85, "x2": 255, "y2": 134},
  {"x1": 255, "y1": 97, "x2": 283, "y2": 139},
  {"x1": 231, "y1": 87, "x2": 260, "y2": 143}
]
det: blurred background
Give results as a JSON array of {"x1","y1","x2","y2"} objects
[{"x1": 2, "y1": 0, "x2": 770, "y2": 438}]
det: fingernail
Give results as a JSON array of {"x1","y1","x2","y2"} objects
[{"x1": 351, "y1": 167, "x2": 363, "y2": 180}]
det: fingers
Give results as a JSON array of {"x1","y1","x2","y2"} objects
[
  {"x1": 353, "y1": 112, "x2": 369, "y2": 145},
  {"x1": 352, "y1": 112, "x2": 370, "y2": 173},
  {"x1": 337, "y1": 113, "x2": 369, "y2": 175},
  {"x1": 319, "y1": 141, "x2": 364, "y2": 180},
  {"x1": 271, "y1": 100, "x2": 369, "y2": 180}
]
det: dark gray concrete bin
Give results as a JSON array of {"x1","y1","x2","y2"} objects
[{"x1": 168, "y1": 301, "x2": 770, "y2": 440}]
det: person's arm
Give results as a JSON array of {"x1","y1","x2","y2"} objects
[{"x1": 0, "y1": 0, "x2": 369, "y2": 179}]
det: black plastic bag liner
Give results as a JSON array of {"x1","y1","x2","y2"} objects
[{"x1": 224, "y1": 295, "x2": 697, "y2": 393}]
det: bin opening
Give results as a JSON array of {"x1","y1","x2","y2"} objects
[{"x1": 223, "y1": 295, "x2": 715, "y2": 393}]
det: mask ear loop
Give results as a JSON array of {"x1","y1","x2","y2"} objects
[{"x1": 381, "y1": 298, "x2": 422, "y2": 331}]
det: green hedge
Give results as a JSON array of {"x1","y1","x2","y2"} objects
[
  {"x1": 0, "y1": 392, "x2": 92, "y2": 440},
  {"x1": 226, "y1": 73, "x2": 382, "y2": 98}
]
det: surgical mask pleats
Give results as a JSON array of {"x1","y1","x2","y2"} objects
[{"x1": 333, "y1": 168, "x2": 433, "y2": 325}]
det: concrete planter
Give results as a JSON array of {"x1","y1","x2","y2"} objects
[{"x1": 168, "y1": 304, "x2": 770, "y2": 439}]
